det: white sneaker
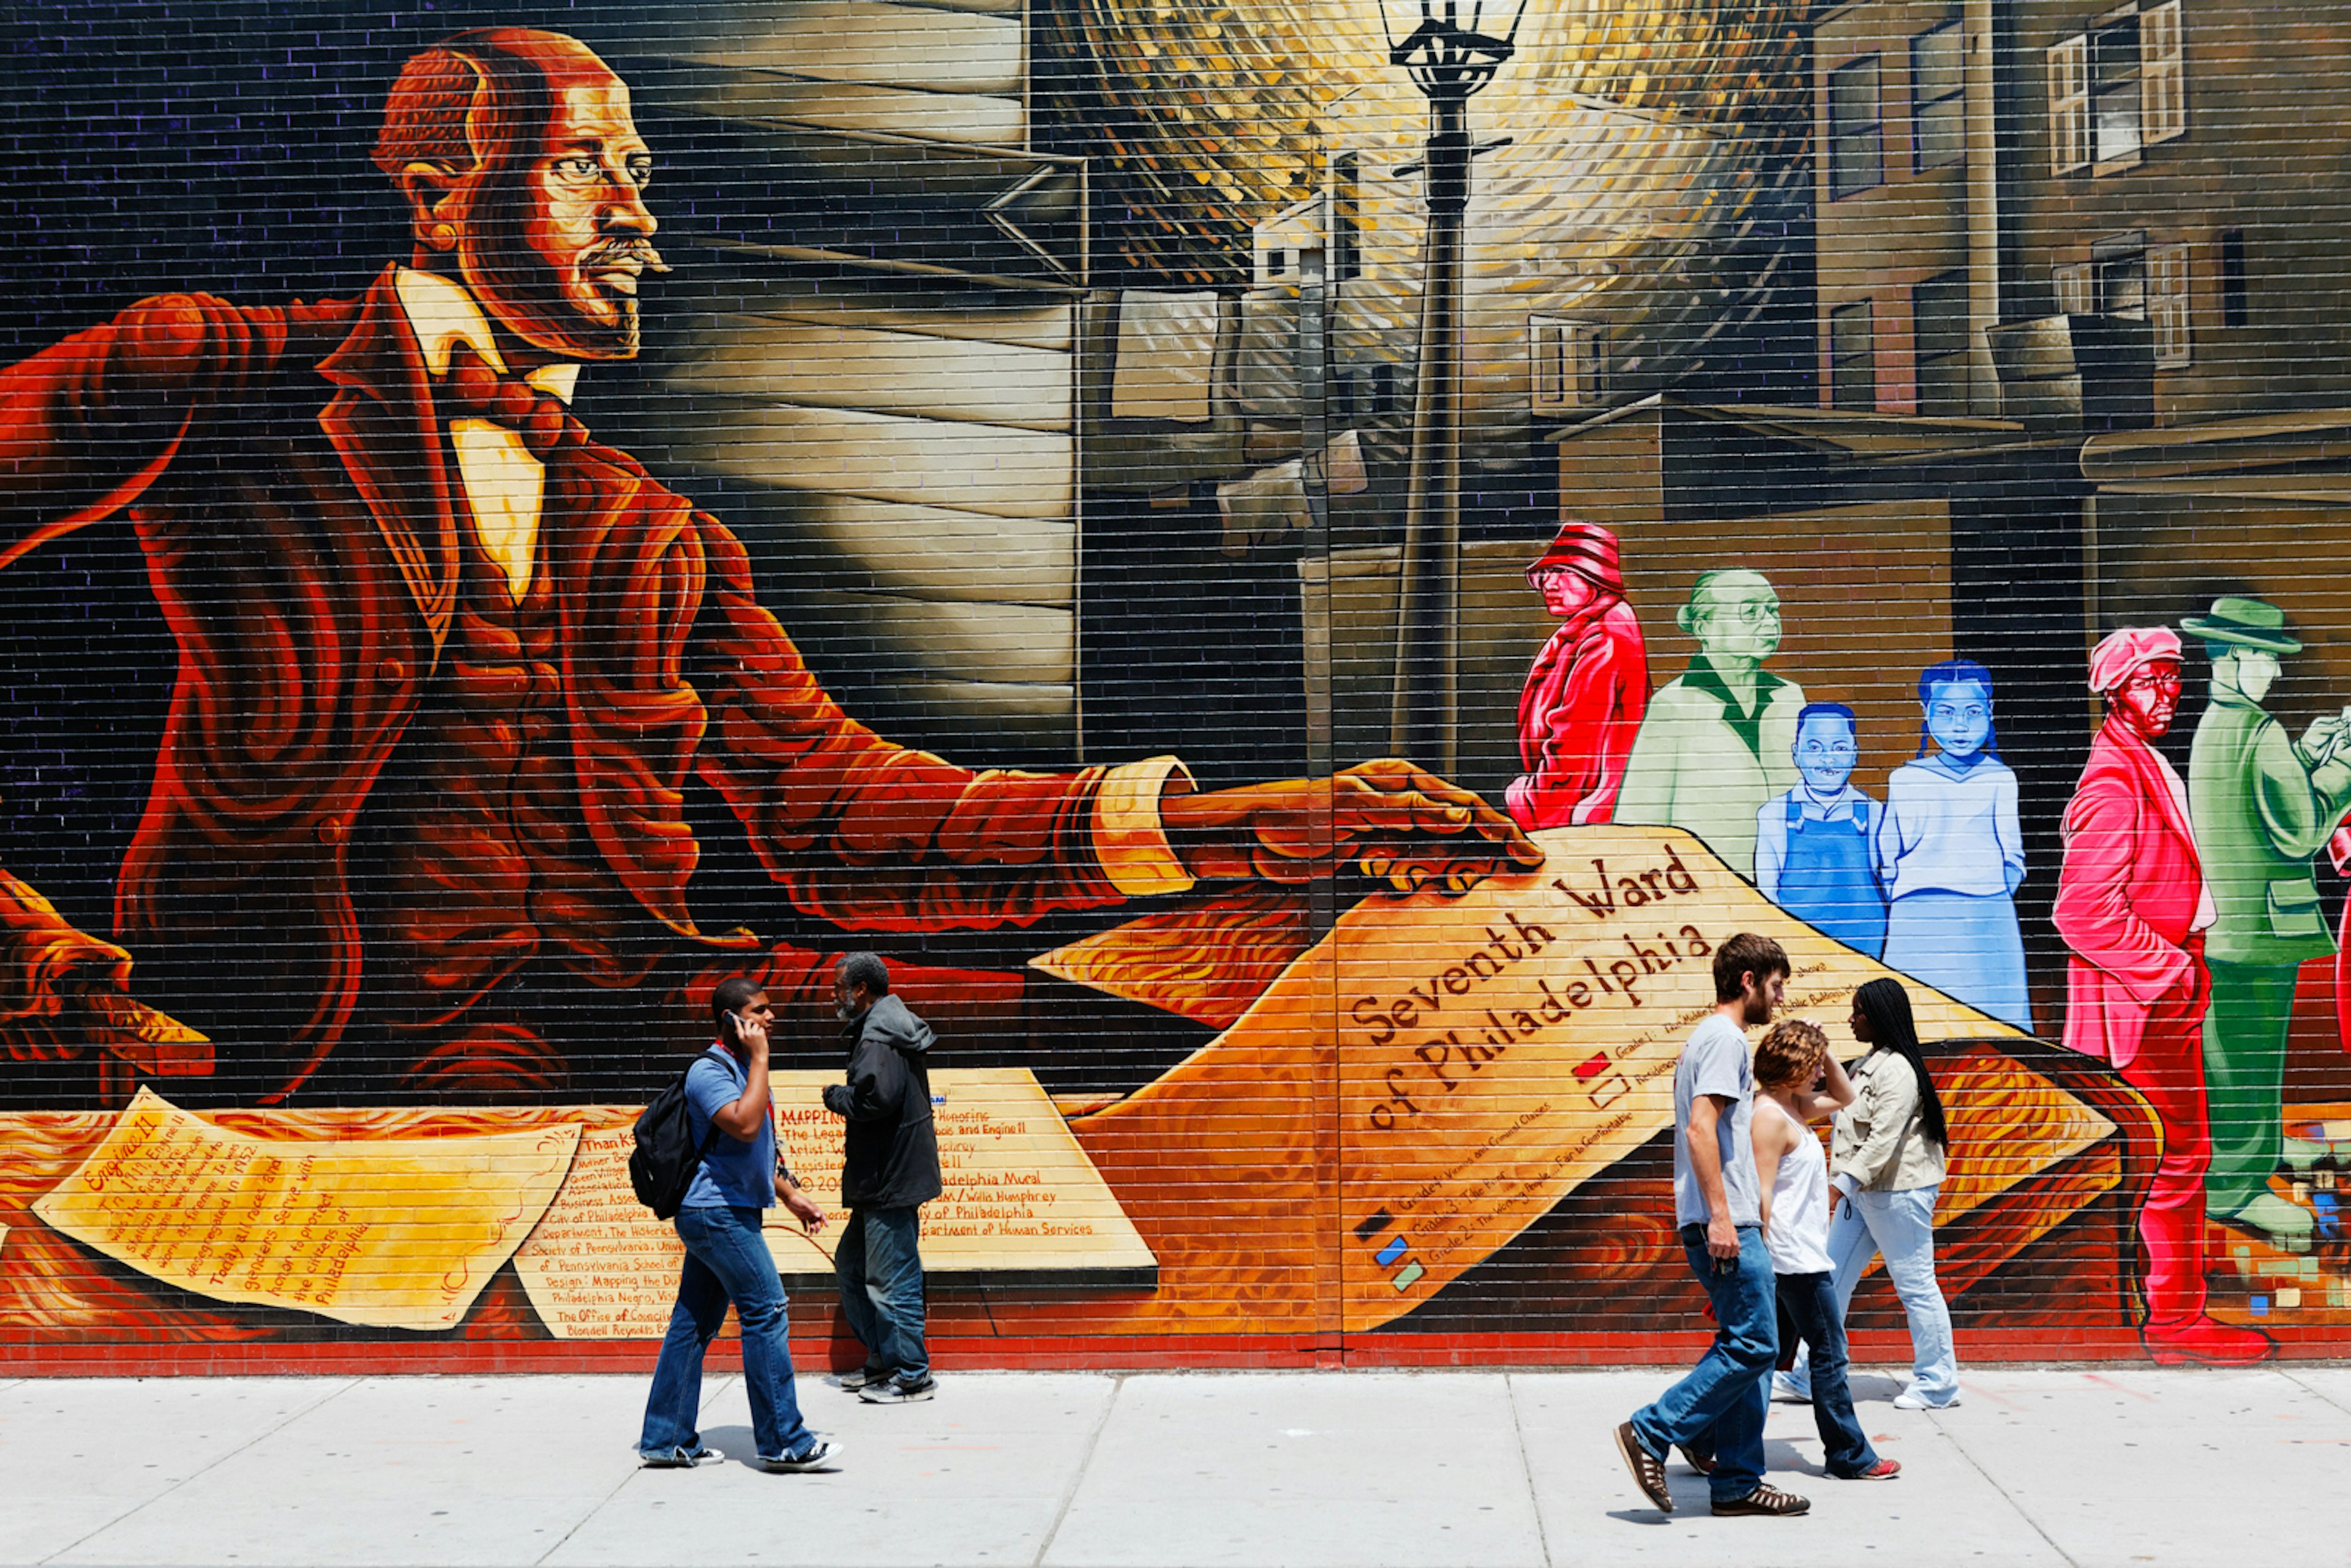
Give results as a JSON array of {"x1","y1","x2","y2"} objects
[
  {"x1": 1891, "y1": 1389, "x2": 1960, "y2": 1411},
  {"x1": 763, "y1": 1438, "x2": 844, "y2": 1472},
  {"x1": 1770, "y1": 1373, "x2": 1812, "y2": 1404}
]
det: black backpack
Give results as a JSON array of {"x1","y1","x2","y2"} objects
[{"x1": 629, "y1": 1051, "x2": 724, "y2": 1219}]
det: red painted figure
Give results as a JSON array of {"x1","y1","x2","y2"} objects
[
  {"x1": 2328, "y1": 824, "x2": 2351, "y2": 1062},
  {"x1": 2052, "y1": 626, "x2": 2273, "y2": 1365},
  {"x1": 1504, "y1": 521, "x2": 1650, "y2": 830},
  {"x1": 0, "y1": 28, "x2": 1539, "y2": 1103}
]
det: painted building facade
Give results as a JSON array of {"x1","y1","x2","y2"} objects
[{"x1": 0, "y1": 0, "x2": 2347, "y2": 1374}]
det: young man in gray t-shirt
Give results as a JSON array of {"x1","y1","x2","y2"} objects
[{"x1": 1614, "y1": 932, "x2": 1810, "y2": 1518}]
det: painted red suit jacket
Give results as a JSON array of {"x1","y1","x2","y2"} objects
[
  {"x1": 2052, "y1": 717, "x2": 2210, "y2": 1070},
  {"x1": 0, "y1": 268, "x2": 1133, "y2": 1100},
  {"x1": 1506, "y1": 596, "x2": 1649, "y2": 830}
]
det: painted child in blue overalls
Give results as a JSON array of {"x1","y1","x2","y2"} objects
[{"x1": 1754, "y1": 703, "x2": 1888, "y2": 958}]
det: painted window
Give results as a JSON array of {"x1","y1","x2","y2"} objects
[
  {"x1": 2140, "y1": 0, "x2": 2186, "y2": 144},
  {"x1": 2047, "y1": 33, "x2": 2090, "y2": 173},
  {"x1": 1529, "y1": 316, "x2": 1607, "y2": 413},
  {"x1": 2091, "y1": 12, "x2": 2145, "y2": 169},
  {"x1": 2148, "y1": 242, "x2": 2192, "y2": 367},
  {"x1": 1831, "y1": 301, "x2": 1876, "y2": 410},
  {"x1": 1829, "y1": 56, "x2": 1883, "y2": 198},
  {"x1": 2052, "y1": 260, "x2": 2094, "y2": 315},
  {"x1": 2219, "y1": 227, "x2": 2249, "y2": 327},
  {"x1": 2049, "y1": 2, "x2": 2183, "y2": 176},
  {"x1": 1911, "y1": 20, "x2": 1966, "y2": 172},
  {"x1": 1913, "y1": 272, "x2": 1971, "y2": 415},
  {"x1": 2098, "y1": 248, "x2": 2147, "y2": 320},
  {"x1": 2085, "y1": 236, "x2": 2189, "y2": 367}
]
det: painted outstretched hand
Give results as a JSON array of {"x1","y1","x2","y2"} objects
[
  {"x1": 0, "y1": 868, "x2": 211, "y2": 1074},
  {"x1": 1161, "y1": 759, "x2": 1546, "y2": 895}
]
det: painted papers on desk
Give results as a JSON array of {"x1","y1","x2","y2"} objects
[
  {"x1": 32, "y1": 1089, "x2": 577, "y2": 1330},
  {"x1": 508, "y1": 1068, "x2": 1155, "y2": 1340}
]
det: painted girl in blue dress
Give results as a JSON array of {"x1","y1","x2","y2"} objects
[{"x1": 1875, "y1": 660, "x2": 2034, "y2": 1031}]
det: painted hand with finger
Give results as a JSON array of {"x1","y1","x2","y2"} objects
[{"x1": 1160, "y1": 759, "x2": 1546, "y2": 894}]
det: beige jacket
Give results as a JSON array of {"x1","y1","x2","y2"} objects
[{"x1": 1830, "y1": 1049, "x2": 1948, "y2": 1193}]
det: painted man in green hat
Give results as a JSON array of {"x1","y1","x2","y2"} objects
[{"x1": 2185, "y1": 595, "x2": 2351, "y2": 1250}]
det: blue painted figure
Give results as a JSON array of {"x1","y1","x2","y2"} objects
[
  {"x1": 1876, "y1": 661, "x2": 2033, "y2": 1032},
  {"x1": 1755, "y1": 704, "x2": 1888, "y2": 958}
]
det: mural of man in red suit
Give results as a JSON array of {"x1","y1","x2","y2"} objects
[
  {"x1": 1503, "y1": 520, "x2": 1649, "y2": 831},
  {"x1": 2052, "y1": 626, "x2": 2273, "y2": 1365},
  {"x1": 0, "y1": 28, "x2": 1539, "y2": 1106}
]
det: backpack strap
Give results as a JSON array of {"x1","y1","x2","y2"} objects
[{"x1": 689, "y1": 1046, "x2": 735, "y2": 1156}]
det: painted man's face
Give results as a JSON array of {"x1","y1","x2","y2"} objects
[
  {"x1": 1532, "y1": 566, "x2": 1599, "y2": 619},
  {"x1": 460, "y1": 65, "x2": 664, "y2": 360},
  {"x1": 1693, "y1": 577, "x2": 1781, "y2": 663},
  {"x1": 1793, "y1": 713, "x2": 1859, "y2": 793},
  {"x1": 2230, "y1": 648, "x2": 2282, "y2": 703},
  {"x1": 2110, "y1": 659, "x2": 2182, "y2": 739},
  {"x1": 1925, "y1": 678, "x2": 1993, "y2": 759}
]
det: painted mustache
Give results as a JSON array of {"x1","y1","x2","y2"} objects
[{"x1": 583, "y1": 238, "x2": 670, "y2": 274}]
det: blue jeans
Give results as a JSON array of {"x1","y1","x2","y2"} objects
[
  {"x1": 1631, "y1": 1224, "x2": 1777, "y2": 1503},
  {"x1": 639, "y1": 1204, "x2": 815, "y2": 1463},
  {"x1": 836, "y1": 1205, "x2": 928, "y2": 1381},
  {"x1": 1792, "y1": 1185, "x2": 1959, "y2": 1405},
  {"x1": 1775, "y1": 1270, "x2": 1879, "y2": 1476}
]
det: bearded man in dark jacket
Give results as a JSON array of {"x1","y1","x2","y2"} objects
[{"x1": 822, "y1": 951, "x2": 942, "y2": 1403}]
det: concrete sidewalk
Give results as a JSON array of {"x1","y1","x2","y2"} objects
[{"x1": 3, "y1": 1365, "x2": 2346, "y2": 1567}]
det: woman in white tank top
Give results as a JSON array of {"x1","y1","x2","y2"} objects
[{"x1": 1752, "y1": 1020, "x2": 1899, "y2": 1482}]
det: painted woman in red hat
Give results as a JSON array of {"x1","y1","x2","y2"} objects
[{"x1": 1504, "y1": 521, "x2": 1651, "y2": 830}]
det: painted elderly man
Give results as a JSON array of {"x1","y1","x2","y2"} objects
[
  {"x1": 1504, "y1": 520, "x2": 1650, "y2": 831},
  {"x1": 2185, "y1": 596, "x2": 2351, "y2": 1251},
  {"x1": 1616, "y1": 570, "x2": 1807, "y2": 880},
  {"x1": 0, "y1": 28, "x2": 1540, "y2": 1104},
  {"x1": 2053, "y1": 627, "x2": 2272, "y2": 1364}
]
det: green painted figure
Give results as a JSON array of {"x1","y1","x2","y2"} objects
[
  {"x1": 2184, "y1": 596, "x2": 2351, "y2": 1251},
  {"x1": 1616, "y1": 569, "x2": 1807, "y2": 880}
]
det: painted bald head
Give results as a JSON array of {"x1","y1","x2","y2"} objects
[{"x1": 377, "y1": 28, "x2": 666, "y2": 361}]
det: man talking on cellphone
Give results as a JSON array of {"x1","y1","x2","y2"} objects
[{"x1": 637, "y1": 976, "x2": 842, "y2": 1472}]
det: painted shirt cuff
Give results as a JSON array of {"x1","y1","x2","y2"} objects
[{"x1": 1093, "y1": 756, "x2": 1198, "y2": 897}]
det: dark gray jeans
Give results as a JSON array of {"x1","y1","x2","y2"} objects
[{"x1": 836, "y1": 1204, "x2": 929, "y2": 1381}]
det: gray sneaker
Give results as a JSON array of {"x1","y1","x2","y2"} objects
[
  {"x1": 836, "y1": 1365, "x2": 888, "y2": 1392},
  {"x1": 639, "y1": 1446, "x2": 719, "y2": 1468},
  {"x1": 858, "y1": 1372, "x2": 937, "y2": 1405},
  {"x1": 763, "y1": 1438, "x2": 844, "y2": 1473}
]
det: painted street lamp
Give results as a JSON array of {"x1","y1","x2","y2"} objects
[{"x1": 1384, "y1": 0, "x2": 1528, "y2": 773}]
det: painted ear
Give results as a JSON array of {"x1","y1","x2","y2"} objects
[{"x1": 398, "y1": 162, "x2": 466, "y2": 250}]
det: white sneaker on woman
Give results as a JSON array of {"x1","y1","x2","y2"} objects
[{"x1": 1891, "y1": 1388, "x2": 1960, "y2": 1411}]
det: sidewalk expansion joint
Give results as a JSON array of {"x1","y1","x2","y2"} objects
[{"x1": 1030, "y1": 1371, "x2": 1124, "y2": 1567}]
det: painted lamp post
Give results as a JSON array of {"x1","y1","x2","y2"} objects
[{"x1": 1384, "y1": 0, "x2": 1528, "y2": 774}]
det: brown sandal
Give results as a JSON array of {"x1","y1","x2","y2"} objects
[
  {"x1": 1614, "y1": 1422, "x2": 1673, "y2": 1512},
  {"x1": 1712, "y1": 1483, "x2": 1811, "y2": 1517}
]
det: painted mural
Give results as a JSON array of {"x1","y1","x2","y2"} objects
[{"x1": 4, "y1": 0, "x2": 2351, "y2": 1373}]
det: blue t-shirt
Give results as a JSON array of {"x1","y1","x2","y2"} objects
[{"x1": 681, "y1": 1045, "x2": 776, "y2": 1209}]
